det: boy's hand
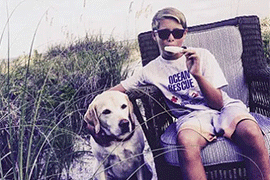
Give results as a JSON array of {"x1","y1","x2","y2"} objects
[{"x1": 183, "y1": 49, "x2": 201, "y2": 77}]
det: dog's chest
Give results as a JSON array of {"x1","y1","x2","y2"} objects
[
  {"x1": 96, "y1": 140, "x2": 143, "y2": 178},
  {"x1": 102, "y1": 141, "x2": 142, "y2": 163}
]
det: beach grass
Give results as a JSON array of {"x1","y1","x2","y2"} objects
[{"x1": 0, "y1": 32, "x2": 136, "y2": 179}]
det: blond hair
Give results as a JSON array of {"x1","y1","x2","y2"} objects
[{"x1": 152, "y1": 7, "x2": 187, "y2": 30}]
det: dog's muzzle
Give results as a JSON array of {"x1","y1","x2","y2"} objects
[{"x1": 119, "y1": 119, "x2": 130, "y2": 134}]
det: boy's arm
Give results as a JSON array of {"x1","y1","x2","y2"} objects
[
  {"x1": 109, "y1": 83, "x2": 127, "y2": 93},
  {"x1": 193, "y1": 75, "x2": 223, "y2": 110},
  {"x1": 184, "y1": 49, "x2": 223, "y2": 110}
]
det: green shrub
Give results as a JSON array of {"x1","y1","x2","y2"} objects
[{"x1": 261, "y1": 17, "x2": 270, "y2": 64}]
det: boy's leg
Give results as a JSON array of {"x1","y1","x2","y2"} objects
[
  {"x1": 232, "y1": 120, "x2": 270, "y2": 180},
  {"x1": 177, "y1": 129, "x2": 208, "y2": 180}
]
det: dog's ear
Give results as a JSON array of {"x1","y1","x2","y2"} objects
[
  {"x1": 84, "y1": 100, "x2": 100, "y2": 134},
  {"x1": 124, "y1": 94, "x2": 136, "y2": 124}
]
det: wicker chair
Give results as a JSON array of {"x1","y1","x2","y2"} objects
[{"x1": 127, "y1": 15, "x2": 270, "y2": 179}]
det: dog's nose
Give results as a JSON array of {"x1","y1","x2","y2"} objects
[{"x1": 119, "y1": 119, "x2": 130, "y2": 133}]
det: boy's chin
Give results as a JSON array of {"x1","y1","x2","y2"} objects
[{"x1": 162, "y1": 52, "x2": 181, "y2": 60}]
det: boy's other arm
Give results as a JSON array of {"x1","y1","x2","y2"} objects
[
  {"x1": 109, "y1": 83, "x2": 127, "y2": 93},
  {"x1": 184, "y1": 49, "x2": 223, "y2": 110},
  {"x1": 193, "y1": 75, "x2": 223, "y2": 110}
]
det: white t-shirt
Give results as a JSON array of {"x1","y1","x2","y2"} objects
[{"x1": 121, "y1": 47, "x2": 228, "y2": 117}]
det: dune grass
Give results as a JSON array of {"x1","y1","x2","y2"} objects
[
  {"x1": 0, "y1": 33, "x2": 135, "y2": 179},
  {"x1": 261, "y1": 17, "x2": 270, "y2": 64}
]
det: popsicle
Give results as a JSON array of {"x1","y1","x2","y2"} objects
[{"x1": 164, "y1": 46, "x2": 186, "y2": 53}]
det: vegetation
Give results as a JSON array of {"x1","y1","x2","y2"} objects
[
  {"x1": 0, "y1": 34, "x2": 135, "y2": 179},
  {"x1": 261, "y1": 17, "x2": 270, "y2": 64}
]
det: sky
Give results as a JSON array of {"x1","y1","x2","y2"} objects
[{"x1": 0, "y1": 0, "x2": 270, "y2": 59}]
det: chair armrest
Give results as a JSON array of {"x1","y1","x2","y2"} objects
[
  {"x1": 126, "y1": 85, "x2": 162, "y2": 100},
  {"x1": 248, "y1": 66, "x2": 270, "y2": 117},
  {"x1": 235, "y1": 15, "x2": 270, "y2": 117},
  {"x1": 127, "y1": 85, "x2": 174, "y2": 149}
]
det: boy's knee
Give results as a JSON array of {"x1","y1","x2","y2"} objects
[
  {"x1": 233, "y1": 120, "x2": 263, "y2": 145},
  {"x1": 177, "y1": 130, "x2": 207, "y2": 162},
  {"x1": 177, "y1": 129, "x2": 207, "y2": 149}
]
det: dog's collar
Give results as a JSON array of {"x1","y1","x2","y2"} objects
[{"x1": 93, "y1": 122, "x2": 136, "y2": 147}]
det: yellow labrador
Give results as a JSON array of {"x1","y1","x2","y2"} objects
[{"x1": 84, "y1": 91, "x2": 152, "y2": 180}]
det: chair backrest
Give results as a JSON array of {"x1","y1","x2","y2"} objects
[
  {"x1": 138, "y1": 15, "x2": 265, "y2": 107},
  {"x1": 183, "y1": 25, "x2": 248, "y2": 105}
]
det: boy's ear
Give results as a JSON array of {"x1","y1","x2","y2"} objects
[
  {"x1": 152, "y1": 31, "x2": 157, "y2": 42},
  {"x1": 183, "y1": 28, "x2": 188, "y2": 37}
]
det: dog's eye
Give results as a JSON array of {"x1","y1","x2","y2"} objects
[
  {"x1": 102, "y1": 109, "x2": 111, "y2": 115},
  {"x1": 121, "y1": 104, "x2": 127, "y2": 109}
]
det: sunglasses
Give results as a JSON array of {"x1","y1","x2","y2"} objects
[{"x1": 154, "y1": 28, "x2": 185, "y2": 40}]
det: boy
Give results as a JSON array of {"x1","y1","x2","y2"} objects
[{"x1": 110, "y1": 7, "x2": 270, "y2": 179}]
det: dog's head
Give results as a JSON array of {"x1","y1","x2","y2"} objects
[{"x1": 84, "y1": 91, "x2": 136, "y2": 139}]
